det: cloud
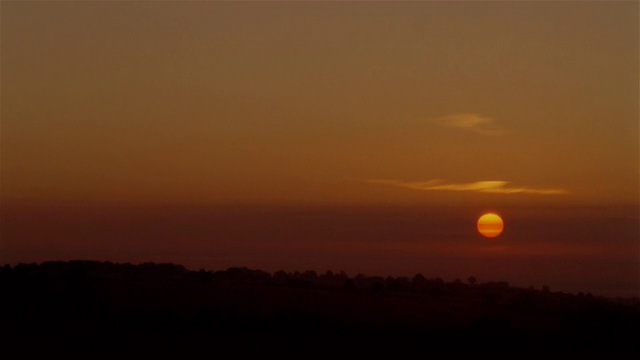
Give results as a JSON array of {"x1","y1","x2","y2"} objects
[
  {"x1": 431, "y1": 113, "x2": 507, "y2": 136},
  {"x1": 362, "y1": 178, "x2": 568, "y2": 195}
]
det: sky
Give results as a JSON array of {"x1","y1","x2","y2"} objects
[{"x1": 1, "y1": 1, "x2": 639, "y2": 297}]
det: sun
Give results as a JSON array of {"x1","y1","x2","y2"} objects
[{"x1": 477, "y1": 213, "x2": 504, "y2": 238}]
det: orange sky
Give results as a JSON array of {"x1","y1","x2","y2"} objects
[
  {"x1": 1, "y1": 2, "x2": 638, "y2": 297},
  {"x1": 2, "y1": 1, "x2": 638, "y2": 206}
]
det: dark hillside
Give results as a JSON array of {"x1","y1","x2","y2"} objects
[{"x1": 1, "y1": 261, "x2": 638, "y2": 354}]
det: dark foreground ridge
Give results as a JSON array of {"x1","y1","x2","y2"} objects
[{"x1": 1, "y1": 260, "x2": 639, "y2": 354}]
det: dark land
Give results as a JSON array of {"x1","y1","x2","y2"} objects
[{"x1": 1, "y1": 260, "x2": 639, "y2": 355}]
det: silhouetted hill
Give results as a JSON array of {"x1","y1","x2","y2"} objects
[{"x1": 1, "y1": 261, "x2": 638, "y2": 354}]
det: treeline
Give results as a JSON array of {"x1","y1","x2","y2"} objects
[
  {"x1": 2, "y1": 260, "x2": 637, "y2": 311},
  {"x1": 0, "y1": 260, "x2": 531, "y2": 293},
  {"x1": 1, "y1": 260, "x2": 189, "y2": 281}
]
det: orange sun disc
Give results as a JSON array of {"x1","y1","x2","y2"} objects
[{"x1": 477, "y1": 213, "x2": 504, "y2": 238}]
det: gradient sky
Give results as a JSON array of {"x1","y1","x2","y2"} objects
[{"x1": 1, "y1": 1, "x2": 638, "y2": 297}]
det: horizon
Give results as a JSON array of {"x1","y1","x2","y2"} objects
[
  {"x1": 2, "y1": 202, "x2": 638, "y2": 298},
  {"x1": 2, "y1": 258, "x2": 634, "y2": 299}
]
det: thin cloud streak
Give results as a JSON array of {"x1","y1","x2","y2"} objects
[
  {"x1": 431, "y1": 113, "x2": 507, "y2": 136},
  {"x1": 363, "y1": 179, "x2": 568, "y2": 195}
]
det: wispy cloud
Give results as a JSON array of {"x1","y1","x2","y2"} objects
[
  {"x1": 431, "y1": 113, "x2": 507, "y2": 136},
  {"x1": 362, "y1": 178, "x2": 568, "y2": 195}
]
